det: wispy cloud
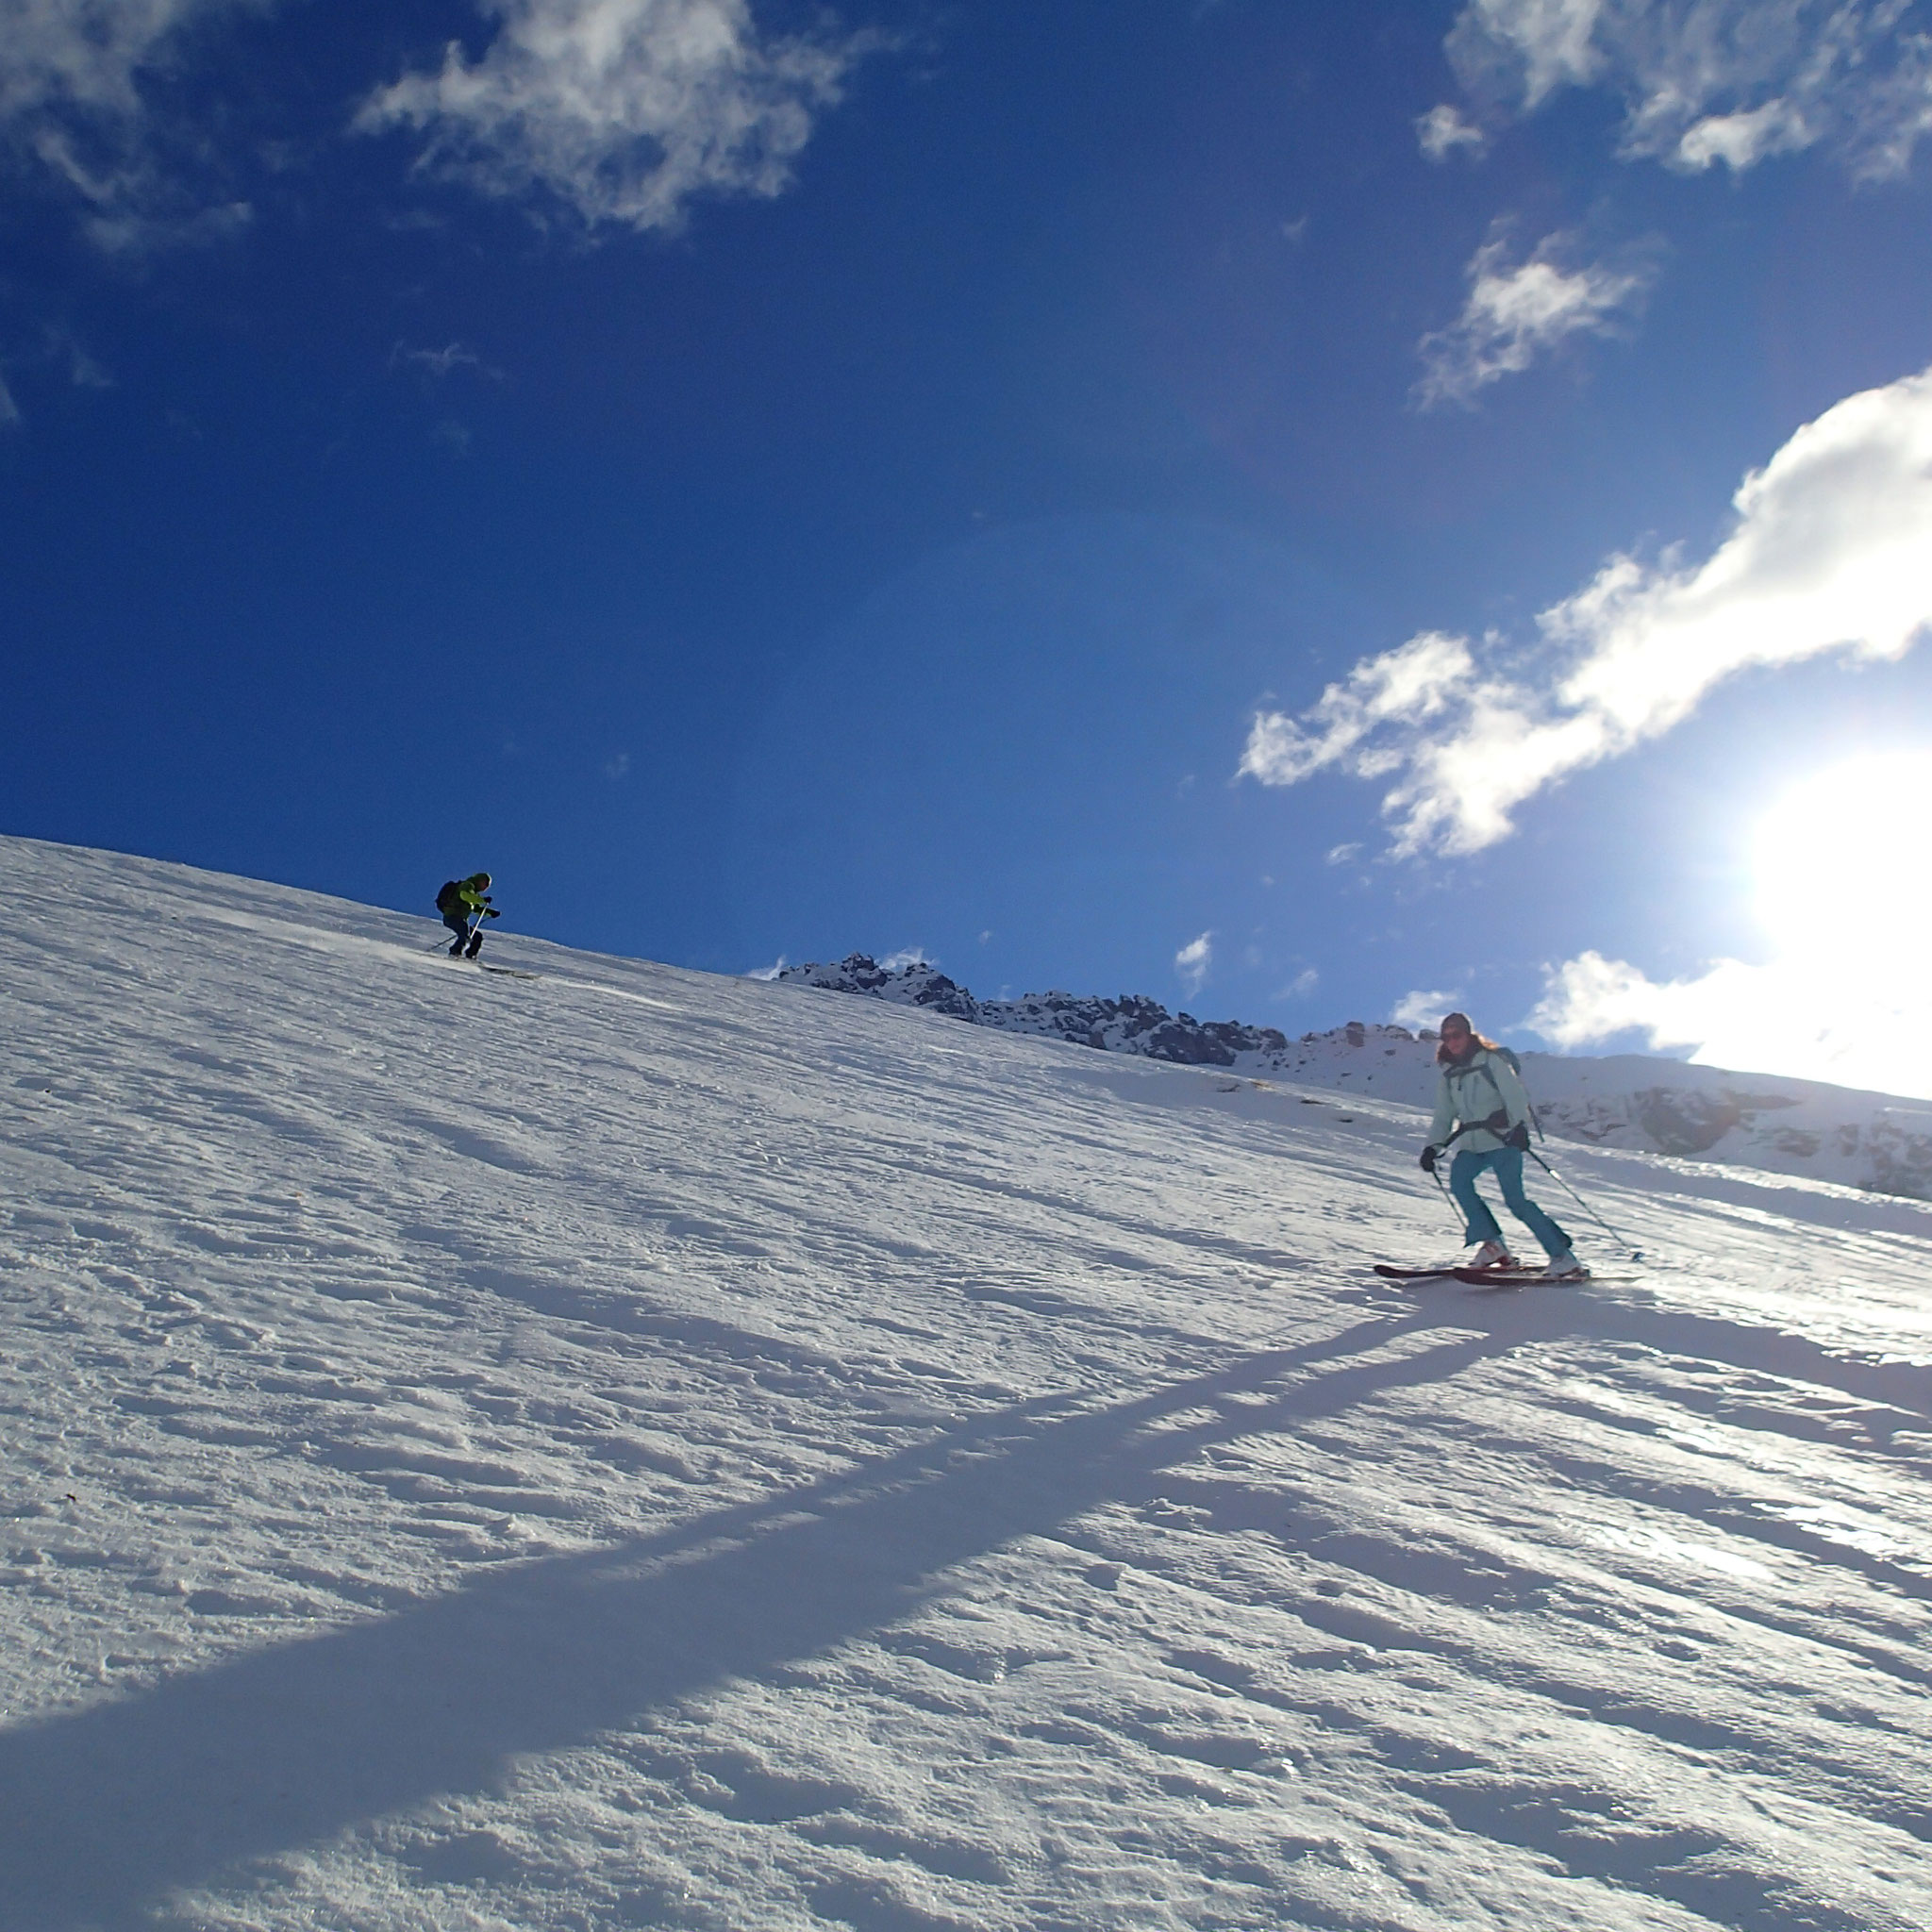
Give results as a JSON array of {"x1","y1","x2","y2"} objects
[
  {"x1": 744, "y1": 955, "x2": 786, "y2": 980},
  {"x1": 1416, "y1": 102, "x2": 1488, "y2": 162},
  {"x1": 0, "y1": 0, "x2": 269, "y2": 238},
  {"x1": 879, "y1": 945, "x2": 929, "y2": 971},
  {"x1": 1241, "y1": 364, "x2": 1932, "y2": 854},
  {"x1": 1446, "y1": 0, "x2": 1932, "y2": 179},
  {"x1": 1174, "y1": 931, "x2": 1213, "y2": 999},
  {"x1": 357, "y1": 0, "x2": 878, "y2": 235},
  {"x1": 391, "y1": 340, "x2": 506, "y2": 381},
  {"x1": 50, "y1": 325, "x2": 112, "y2": 388},
  {"x1": 1448, "y1": 0, "x2": 1602, "y2": 106},
  {"x1": 1391, "y1": 989, "x2": 1463, "y2": 1032},
  {"x1": 1416, "y1": 228, "x2": 1655, "y2": 408},
  {"x1": 0, "y1": 325, "x2": 114, "y2": 424},
  {"x1": 0, "y1": 0, "x2": 245, "y2": 124}
]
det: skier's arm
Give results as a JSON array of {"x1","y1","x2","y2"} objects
[{"x1": 1425, "y1": 1072, "x2": 1455, "y2": 1150}]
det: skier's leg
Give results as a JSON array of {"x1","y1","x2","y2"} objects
[
  {"x1": 1447, "y1": 1151, "x2": 1504, "y2": 1247},
  {"x1": 444, "y1": 914, "x2": 469, "y2": 956},
  {"x1": 1493, "y1": 1149, "x2": 1571, "y2": 1259}
]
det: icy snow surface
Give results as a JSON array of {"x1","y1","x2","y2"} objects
[{"x1": 3, "y1": 834, "x2": 1932, "y2": 1931}]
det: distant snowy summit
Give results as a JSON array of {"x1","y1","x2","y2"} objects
[
  {"x1": 773, "y1": 954, "x2": 1292, "y2": 1065},
  {"x1": 773, "y1": 954, "x2": 1932, "y2": 1201}
]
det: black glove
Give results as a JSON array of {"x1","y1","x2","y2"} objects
[
  {"x1": 1419, "y1": 1145, "x2": 1439, "y2": 1173},
  {"x1": 1505, "y1": 1122, "x2": 1529, "y2": 1151},
  {"x1": 485, "y1": 908, "x2": 502, "y2": 918}
]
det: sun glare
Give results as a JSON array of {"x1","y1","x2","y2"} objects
[{"x1": 1753, "y1": 750, "x2": 1932, "y2": 961}]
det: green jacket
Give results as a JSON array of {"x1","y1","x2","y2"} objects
[
  {"x1": 438, "y1": 874, "x2": 492, "y2": 920},
  {"x1": 1427, "y1": 1046, "x2": 1532, "y2": 1156}
]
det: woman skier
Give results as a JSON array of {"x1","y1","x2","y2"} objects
[{"x1": 1421, "y1": 1012, "x2": 1583, "y2": 1280}]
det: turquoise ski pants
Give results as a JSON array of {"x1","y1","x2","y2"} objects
[{"x1": 1448, "y1": 1146, "x2": 1569, "y2": 1259}]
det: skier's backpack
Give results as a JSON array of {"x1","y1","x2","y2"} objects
[
  {"x1": 1487, "y1": 1043, "x2": 1544, "y2": 1143},
  {"x1": 435, "y1": 879, "x2": 463, "y2": 918}
]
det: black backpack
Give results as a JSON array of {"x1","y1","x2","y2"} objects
[
  {"x1": 435, "y1": 879, "x2": 463, "y2": 918},
  {"x1": 1486, "y1": 1043, "x2": 1543, "y2": 1142}
]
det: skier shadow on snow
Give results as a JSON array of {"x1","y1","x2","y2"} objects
[
  {"x1": 0, "y1": 1307, "x2": 1474, "y2": 1926},
  {"x1": 0, "y1": 1292, "x2": 1917, "y2": 1930}
]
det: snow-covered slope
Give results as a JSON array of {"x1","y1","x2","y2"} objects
[
  {"x1": 5, "y1": 835, "x2": 1932, "y2": 1932},
  {"x1": 780, "y1": 955, "x2": 1932, "y2": 1200}
]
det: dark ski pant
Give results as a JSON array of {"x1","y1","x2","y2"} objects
[
  {"x1": 443, "y1": 913, "x2": 479, "y2": 955},
  {"x1": 1449, "y1": 1147, "x2": 1569, "y2": 1259}
]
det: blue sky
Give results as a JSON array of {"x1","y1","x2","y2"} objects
[{"x1": 5, "y1": 1, "x2": 1932, "y2": 1092}]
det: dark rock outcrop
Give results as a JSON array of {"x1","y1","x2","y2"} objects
[{"x1": 772, "y1": 956, "x2": 1288, "y2": 1069}]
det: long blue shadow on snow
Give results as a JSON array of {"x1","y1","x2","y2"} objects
[
  {"x1": 5, "y1": 1280, "x2": 1924, "y2": 1932},
  {"x1": 0, "y1": 1307, "x2": 1488, "y2": 1929}
]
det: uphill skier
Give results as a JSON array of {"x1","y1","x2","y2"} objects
[
  {"x1": 436, "y1": 872, "x2": 500, "y2": 958},
  {"x1": 1420, "y1": 1012, "x2": 1583, "y2": 1281}
]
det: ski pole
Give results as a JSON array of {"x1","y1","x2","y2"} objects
[
  {"x1": 1525, "y1": 1144, "x2": 1643, "y2": 1260},
  {"x1": 1429, "y1": 1163, "x2": 1463, "y2": 1235}
]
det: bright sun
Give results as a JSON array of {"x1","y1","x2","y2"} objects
[{"x1": 1753, "y1": 749, "x2": 1932, "y2": 963}]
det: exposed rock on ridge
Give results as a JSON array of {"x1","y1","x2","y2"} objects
[{"x1": 773, "y1": 956, "x2": 1291, "y2": 1066}]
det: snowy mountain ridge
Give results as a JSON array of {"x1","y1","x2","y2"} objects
[{"x1": 775, "y1": 954, "x2": 1932, "y2": 1200}]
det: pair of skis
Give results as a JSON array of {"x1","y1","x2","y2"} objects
[{"x1": 1372, "y1": 1259, "x2": 1589, "y2": 1289}]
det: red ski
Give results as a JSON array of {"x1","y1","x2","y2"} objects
[
  {"x1": 1373, "y1": 1260, "x2": 1518, "y2": 1282},
  {"x1": 1450, "y1": 1264, "x2": 1591, "y2": 1288}
]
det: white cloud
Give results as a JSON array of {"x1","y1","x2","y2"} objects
[
  {"x1": 1450, "y1": 0, "x2": 1604, "y2": 108},
  {"x1": 0, "y1": 0, "x2": 268, "y2": 231},
  {"x1": 0, "y1": 0, "x2": 245, "y2": 122},
  {"x1": 1416, "y1": 102, "x2": 1489, "y2": 161},
  {"x1": 1391, "y1": 988, "x2": 1464, "y2": 1032},
  {"x1": 1526, "y1": 947, "x2": 1932, "y2": 1097},
  {"x1": 878, "y1": 945, "x2": 929, "y2": 971},
  {"x1": 1416, "y1": 229, "x2": 1655, "y2": 408},
  {"x1": 357, "y1": 0, "x2": 874, "y2": 234},
  {"x1": 744, "y1": 955, "x2": 786, "y2": 979},
  {"x1": 1241, "y1": 363, "x2": 1932, "y2": 854},
  {"x1": 1445, "y1": 0, "x2": 1932, "y2": 180},
  {"x1": 1174, "y1": 931, "x2": 1213, "y2": 998},
  {"x1": 1278, "y1": 966, "x2": 1320, "y2": 999},
  {"x1": 1674, "y1": 96, "x2": 1813, "y2": 171}
]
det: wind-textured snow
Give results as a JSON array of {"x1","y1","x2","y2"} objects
[{"x1": 3, "y1": 835, "x2": 1931, "y2": 1932}]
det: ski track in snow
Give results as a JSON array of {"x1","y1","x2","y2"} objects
[{"x1": 2, "y1": 834, "x2": 1930, "y2": 1931}]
